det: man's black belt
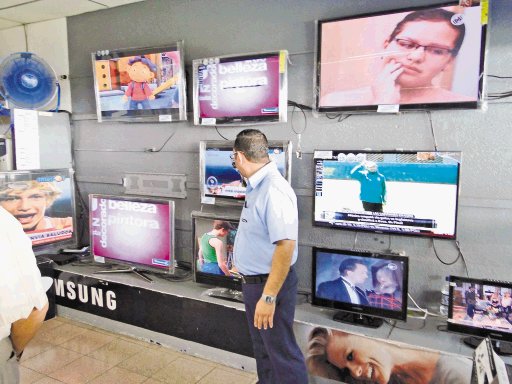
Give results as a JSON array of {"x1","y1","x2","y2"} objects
[{"x1": 241, "y1": 273, "x2": 269, "y2": 284}]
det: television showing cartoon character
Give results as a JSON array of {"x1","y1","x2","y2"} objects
[{"x1": 92, "y1": 41, "x2": 187, "y2": 123}]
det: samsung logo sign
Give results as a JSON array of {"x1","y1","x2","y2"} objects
[{"x1": 54, "y1": 278, "x2": 117, "y2": 310}]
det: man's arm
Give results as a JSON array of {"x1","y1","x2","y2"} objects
[
  {"x1": 10, "y1": 302, "x2": 49, "y2": 357},
  {"x1": 254, "y1": 239, "x2": 295, "y2": 330}
]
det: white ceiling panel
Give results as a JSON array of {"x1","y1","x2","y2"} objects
[
  {"x1": 94, "y1": 0, "x2": 145, "y2": 7},
  {"x1": 0, "y1": 16, "x2": 20, "y2": 28},
  {"x1": 0, "y1": 0, "x2": 148, "y2": 30},
  {"x1": 0, "y1": 0, "x2": 103, "y2": 24}
]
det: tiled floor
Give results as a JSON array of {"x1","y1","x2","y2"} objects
[{"x1": 19, "y1": 316, "x2": 257, "y2": 384}]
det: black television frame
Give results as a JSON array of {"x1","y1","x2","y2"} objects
[
  {"x1": 447, "y1": 275, "x2": 512, "y2": 354},
  {"x1": 191, "y1": 211, "x2": 243, "y2": 295},
  {"x1": 312, "y1": 149, "x2": 461, "y2": 239},
  {"x1": 192, "y1": 50, "x2": 288, "y2": 126},
  {"x1": 314, "y1": 1, "x2": 487, "y2": 113},
  {"x1": 199, "y1": 140, "x2": 292, "y2": 206},
  {"x1": 312, "y1": 247, "x2": 409, "y2": 326}
]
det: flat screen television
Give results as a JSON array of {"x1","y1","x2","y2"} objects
[
  {"x1": 192, "y1": 50, "x2": 288, "y2": 125},
  {"x1": 0, "y1": 168, "x2": 77, "y2": 252},
  {"x1": 312, "y1": 247, "x2": 409, "y2": 327},
  {"x1": 315, "y1": 2, "x2": 486, "y2": 112},
  {"x1": 89, "y1": 194, "x2": 175, "y2": 282},
  {"x1": 92, "y1": 41, "x2": 186, "y2": 123},
  {"x1": 313, "y1": 150, "x2": 461, "y2": 239},
  {"x1": 191, "y1": 211, "x2": 243, "y2": 302},
  {"x1": 447, "y1": 276, "x2": 512, "y2": 355},
  {"x1": 199, "y1": 140, "x2": 292, "y2": 206}
]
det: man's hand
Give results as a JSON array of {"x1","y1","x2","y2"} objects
[{"x1": 254, "y1": 299, "x2": 275, "y2": 330}]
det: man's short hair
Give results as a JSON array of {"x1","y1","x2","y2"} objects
[
  {"x1": 339, "y1": 258, "x2": 365, "y2": 276},
  {"x1": 234, "y1": 129, "x2": 269, "y2": 163}
]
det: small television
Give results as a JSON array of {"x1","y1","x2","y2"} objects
[
  {"x1": 313, "y1": 150, "x2": 461, "y2": 239},
  {"x1": 315, "y1": 2, "x2": 486, "y2": 112},
  {"x1": 89, "y1": 194, "x2": 175, "y2": 282},
  {"x1": 312, "y1": 247, "x2": 409, "y2": 327},
  {"x1": 0, "y1": 168, "x2": 77, "y2": 252},
  {"x1": 191, "y1": 211, "x2": 243, "y2": 302},
  {"x1": 92, "y1": 41, "x2": 186, "y2": 123},
  {"x1": 199, "y1": 140, "x2": 292, "y2": 205},
  {"x1": 447, "y1": 276, "x2": 512, "y2": 355},
  {"x1": 192, "y1": 50, "x2": 288, "y2": 125}
]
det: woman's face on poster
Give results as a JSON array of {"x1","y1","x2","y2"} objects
[
  {"x1": 383, "y1": 20, "x2": 459, "y2": 88},
  {"x1": 325, "y1": 331, "x2": 393, "y2": 384}
]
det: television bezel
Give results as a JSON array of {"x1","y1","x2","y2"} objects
[
  {"x1": 0, "y1": 168, "x2": 78, "y2": 254},
  {"x1": 89, "y1": 194, "x2": 175, "y2": 275},
  {"x1": 192, "y1": 50, "x2": 288, "y2": 126},
  {"x1": 447, "y1": 275, "x2": 512, "y2": 344},
  {"x1": 191, "y1": 210, "x2": 242, "y2": 291},
  {"x1": 312, "y1": 247, "x2": 409, "y2": 322},
  {"x1": 199, "y1": 140, "x2": 292, "y2": 206},
  {"x1": 314, "y1": 1, "x2": 487, "y2": 113},
  {"x1": 312, "y1": 149, "x2": 461, "y2": 239},
  {"x1": 91, "y1": 41, "x2": 187, "y2": 123}
]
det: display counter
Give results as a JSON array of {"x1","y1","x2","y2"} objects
[{"x1": 50, "y1": 261, "x2": 512, "y2": 381}]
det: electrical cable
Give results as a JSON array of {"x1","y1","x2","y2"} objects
[
  {"x1": 215, "y1": 125, "x2": 229, "y2": 141},
  {"x1": 426, "y1": 111, "x2": 438, "y2": 152},
  {"x1": 408, "y1": 293, "x2": 445, "y2": 319},
  {"x1": 145, "y1": 130, "x2": 177, "y2": 152},
  {"x1": 432, "y1": 238, "x2": 460, "y2": 266}
]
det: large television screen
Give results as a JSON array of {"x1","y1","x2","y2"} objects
[
  {"x1": 314, "y1": 150, "x2": 461, "y2": 239},
  {"x1": 193, "y1": 51, "x2": 288, "y2": 125},
  {"x1": 316, "y1": 3, "x2": 485, "y2": 112},
  {"x1": 92, "y1": 42, "x2": 186, "y2": 123},
  {"x1": 0, "y1": 168, "x2": 76, "y2": 250},
  {"x1": 89, "y1": 194, "x2": 175, "y2": 274},
  {"x1": 199, "y1": 140, "x2": 292, "y2": 205},
  {"x1": 448, "y1": 276, "x2": 512, "y2": 346},
  {"x1": 192, "y1": 211, "x2": 242, "y2": 292},
  {"x1": 312, "y1": 247, "x2": 409, "y2": 323}
]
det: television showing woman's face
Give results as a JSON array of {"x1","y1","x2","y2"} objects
[{"x1": 317, "y1": 4, "x2": 484, "y2": 111}]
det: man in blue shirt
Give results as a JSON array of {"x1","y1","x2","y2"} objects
[
  {"x1": 232, "y1": 129, "x2": 307, "y2": 384},
  {"x1": 350, "y1": 161, "x2": 387, "y2": 213}
]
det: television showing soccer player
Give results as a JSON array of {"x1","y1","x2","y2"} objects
[{"x1": 314, "y1": 150, "x2": 461, "y2": 239}]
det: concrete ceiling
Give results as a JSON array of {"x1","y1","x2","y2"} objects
[{"x1": 0, "y1": 0, "x2": 145, "y2": 30}]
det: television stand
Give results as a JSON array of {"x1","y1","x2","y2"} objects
[
  {"x1": 333, "y1": 311, "x2": 383, "y2": 328},
  {"x1": 462, "y1": 336, "x2": 512, "y2": 356},
  {"x1": 203, "y1": 287, "x2": 244, "y2": 303},
  {"x1": 93, "y1": 267, "x2": 153, "y2": 283}
]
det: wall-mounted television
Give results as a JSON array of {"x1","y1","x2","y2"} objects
[
  {"x1": 191, "y1": 211, "x2": 243, "y2": 301},
  {"x1": 193, "y1": 50, "x2": 288, "y2": 125},
  {"x1": 89, "y1": 194, "x2": 175, "y2": 281},
  {"x1": 0, "y1": 168, "x2": 77, "y2": 252},
  {"x1": 199, "y1": 140, "x2": 292, "y2": 206},
  {"x1": 312, "y1": 247, "x2": 409, "y2": 327},
  {"x1": 447, "y1": 276, "x2": 512, "y2": 355},
  {"x1": 313, "y1": 150, "x2": 461, "y2": 239},
  {"x1": 92, "y1": 42, "x2": 186, "y2": 123},
  {"x1": 315, "y1": 2, "x2": 486, "y2": 112}
]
